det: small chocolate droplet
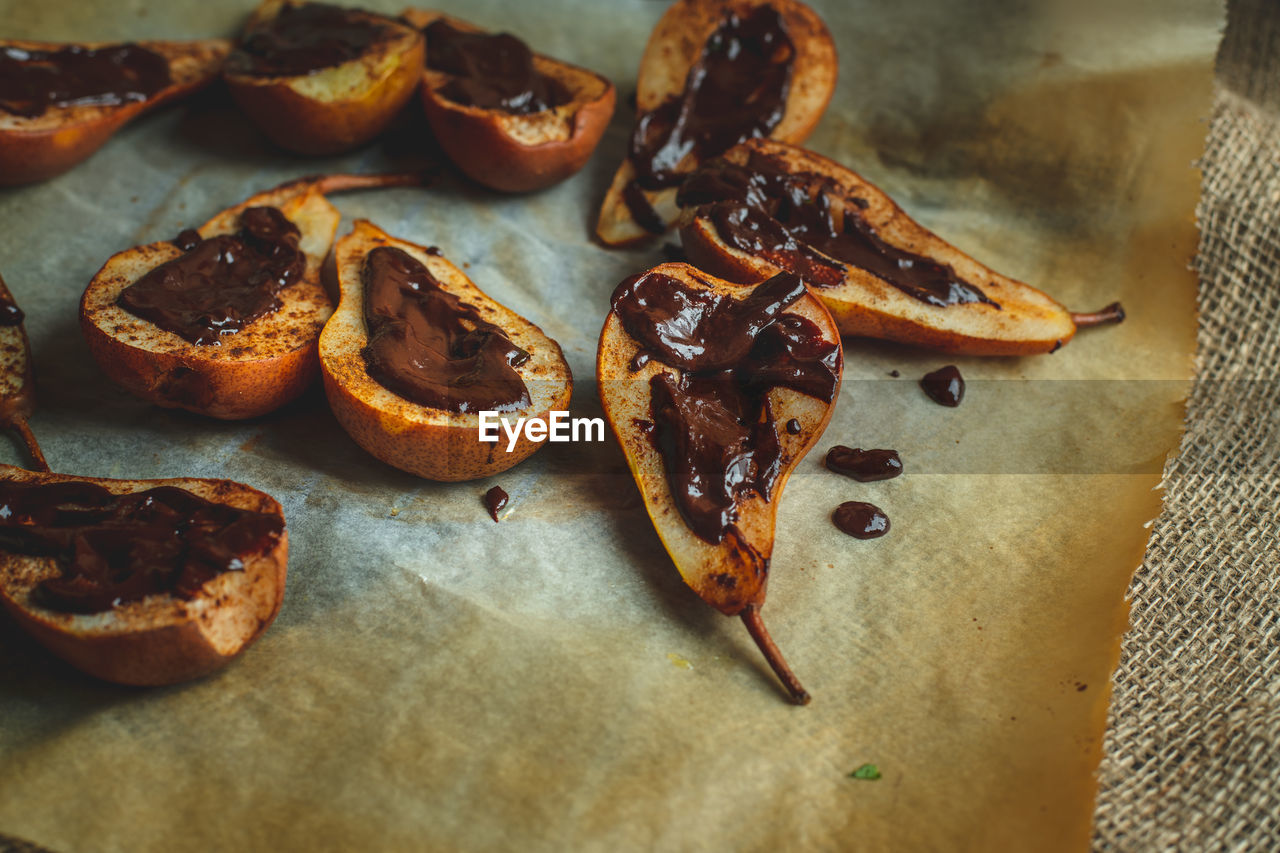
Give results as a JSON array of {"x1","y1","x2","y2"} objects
[
  {"x1": 483, "y1": 486, "x2": 508, "y2": 522},
  {"x1": 833, "y1": 501, "x2": 889, "y2": 539},
  {"x1": 888, "y1": 369, "x2": 900, "y2": 378},
  {"x1": 785, "y1": 418, "x2": 801, "y2": 434},
  {"x1": 825, "y1": 446, "x2": 902, "y2": 481},
  {"x1": 921, "y1": 365, "x2": 964, "y2": 406},
  {"x1": 629, "y1": 351, "x2": 651, "y2": 372}
]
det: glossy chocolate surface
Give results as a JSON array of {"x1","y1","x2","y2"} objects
[
  {"x1": 117, "y1": 206, "x2": 305, "y2": 346},
  {"x1": 825, "y1": 446, "x2": 902, "y2": 481},
  {"x1": 623, "y1": 4, "x2": 794, "y2": 231},
  {"x1": 0, "y1": 43, "x2": 170, "y2": 119},
  {"x1": 230, "y1": 2, "x2": 398, "y2": 77},
  {"x1": 612, "y1": 270, "x2": 839, "y2": 543},
  {"x1": 921, "y1": 365, "x2": 964, "y2": 406},
  {"x1": 680, "y1": 151, "x2": 1000, "y2": 308},
  {"x1": 0, "y1": 292, "x2": 24, "y2": 327},
  {"x1": 424, "y1": 20, "x2": 568, "y2": 114},
  {"x1": 484, "y1": 485, "x2": 508, "y2": 522},
  {"x1": 0, "y1": 478, "x2": 282, "y2": 614},
  {"x1": 832, "y1": 501, "x2": 889, "y2": 539},
  {"x1": 361, "y1": 246, "x2": 530, "y2": 413}
]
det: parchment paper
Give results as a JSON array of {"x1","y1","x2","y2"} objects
[{"x1": 0, "y1": 0, "x2": 1218, "y2": 850}]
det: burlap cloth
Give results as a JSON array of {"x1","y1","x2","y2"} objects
[{"x1": 1092, "y1": 0, "x2": 1280, "y2": 848}]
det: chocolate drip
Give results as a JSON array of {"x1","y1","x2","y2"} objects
[
  {"x1": 0, "y1": 478, "x2": 282, "y2": 614},
  {"x1": 230, "y1": 2, "x2": 399, "y2": 77},
  {"x1": 0, "y1": 43, "x2": 170, "y2": 118},
  {"x1": 361, "y1": 246, "x2": 530, "y2": 413},
  {"x1": 921, "y1": 365, "x2": 964, "y2": 406},
  {"x1": 825, "y1": 446, "x2": 903, "y2": 481},
  {"x1": 680, "y1": 151, "x2": 1001, "y2": 308},
  {"x1": 423, "y1": 20, "x2": 569, "y2": 114},
  {"x1": 0, "y1": 292, "x2": 24, "y2": 327},
  {"x1": 622, "y1": 5, "x2": 794, "y2": 232},
  {"x1": 483, "y1": 485, "x2": 509, "y2": 522},
  {"x1": 611, "y1": 270, "x2": 840, "y2": 543},
  {"x1": 117, "y1": 206, "x2": 306, "y2": 346},
  {"x1": 832, "y1": 501, "x2": 889, "y2": 539}
]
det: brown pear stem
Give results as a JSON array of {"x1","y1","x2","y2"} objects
[
  {"x1": 307, "y1": 171, "x2": 433, "y2": 196},
  {"x1": 1070, "y1": 301, "x2": 1126, "y2": 328},
  {"x1": 10, "y1": 416, "x2": 49, "y2": 472},
  {"x1": 740, "y1": 604, "x2": 810, "y2": 705}
]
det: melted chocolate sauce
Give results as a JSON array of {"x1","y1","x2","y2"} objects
[
  {"x1": 0, "y1": 43, "x2": 170, "y2": 119},
  {"x1": 921, "y1": 365, "x2": 964, "y2": 406},
  {"x1": 622, "y1": 4, "x2": 794, "y2": 232},
  {"x1": 0, "y1": 292, "x2": 24, "y2": 326},
  {"x1": 611, "y1": 270, "x2": 840, "y2": 543},
  {"x1": 423, "y1": 20, "x2": 569, "y2": 114},
  {"x1": 361, "y1": 246, "x2": 530, "y2": 413},
  {"x1": 680, "y1": 152, "x2": 1000, "y2": 308},
  {"x1": 832, "y1": 501, "x2": 889, "y2": 539},
  {"x1": 230, "y1": 2, "x2": 398, "y2": 77},
  {"x1": 117, "y1": 206, "x2": 306, "y2": 346},
  {"x1": 785, "y1": 418, "x2": 801, "y2": 434},
  {"x1": 628, "y1": 351, "x2": 651, "y2": 372},
  {"x1": 825, "y1": 446, "x2": 903, "y2": 481},
  {"x1": 0, "y1": 478, "x2": 283, "y2": 614},
  {"x1": 484, "y1": 485, "x2": 508, "y2": 522}
]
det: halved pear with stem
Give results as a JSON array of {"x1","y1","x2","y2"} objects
[
  {"x1": 598, "y1": 262, "x2": 842, "y2": 703},
  {"x1": 80, "y1": 172, "x2": 420, "y2": 420},
  {"x1": 678, "y1": 138, "x2": 1125, "y2": 354}
]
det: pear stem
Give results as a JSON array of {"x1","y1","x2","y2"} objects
[
  {"x1": 10, "y1": 416, "x2": 48, "y2": 472},
  {"x1": 1070, "y1": 302, "x2": 1126, "y2": 328},
  {"x1": 740, "y1": 604, "x2": 810, "y2": 705}
]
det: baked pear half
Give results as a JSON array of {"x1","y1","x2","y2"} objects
[
  {"x1": 80, "y1": 172, "x2": 419, "y2": 420},
  {"x1": 320, "y1": 220, "x2": 572, "y2": 481},
  {"x1": 0, "y1": 465, "x2": 287, "y2": 686},
  {"x1": 596, "y1": 0, "x2": 836, "y2": 246},
  {"x1": 401, "y1": 8, "x2": 616, "y2": 193},
  {"x1": 0, "y1": 38, "x2": 230, "y2": 186},
  {"x1": 225, "y1": 0, "x2": 425, "y2": 155},
  {"x1": 678, "y1": 139, "x2": 1125, "y2": 354},
  {"x1": 0, "y1": 273, "x2": 46, "y2": 469},
  {"x1": 598, "y1": 263, "x2": 842, "y2": 702}
]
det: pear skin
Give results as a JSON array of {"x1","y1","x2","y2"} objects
[
  {"x1": 679, "y1": 139, "x2": 1125, "y2": 354},
  {"x1": 598, "y1": 263, "x2": 843, "y2": 703},
  {"x1": 80, "y1": 172, "x2": 421, "y2": 420}
]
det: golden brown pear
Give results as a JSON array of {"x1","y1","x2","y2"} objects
[
  {"x1": 320, "y1": 220, "x2": 573, "y2": 481},
  {"x1": 0, "y1": 38, "x2": 230, "y2": 186},
  {"x1": 401, "y1": 9, "x2": 616, "y2": 193},
  {"x1": 598, "y1": 263, "x2": 843, "y2": 702},
  {"x1": 0, "y1": 273, "x2": 45, "y2": 470},
  {"x1": 80, "y1": 172, "x2": 421, "y2": 420},
  {"x1": 0, "y1": 465, "x2": 288, "y2": 686},
  {"x1": 678, "y1": 139, "x2": 1125, "y2": 355},
  {"x1": 595, "y1": 0, "x2": 837, "y2": 246}
]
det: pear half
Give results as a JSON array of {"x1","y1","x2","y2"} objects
[
  {"x1": 320, "y1": 220, "x2": 573, "y2": 481},
  {"x1": 679, "y1": 139, "x2": 1125, "y2": 355},
  {"x1": 0, "y1": 272, "x2": 44, "y2": 470},
  {"x1": 0, "y1": 464, "x2": 288, "y2": 686},
  {"x1": 598, "y1": 262, "x2": 843, "y2": 703},
  {"x1": 0, "y1": 38, "x2": 230, "y2": 186},
  {"x1": 595, "y1": 0, "x2": 837, "y2": 247},
  {"x1": 80, "y1": 172, "x2": 420, "y2": 419}
]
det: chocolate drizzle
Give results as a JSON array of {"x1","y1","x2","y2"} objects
[
  {"x1": 0, "y1": 43, "x2": 170, "y2": 118},
  {"x1": 117, "y1": 206, "x2": 306, "y2": 346},
  {"x1": 0, "y1": 478, "x2": 283, "y2": 614},
  {"x1": 921, "y1": 365, "x2": 964, "y2": 406},
  {"x1": 832, "y1": 501, "x2": 889, "y2": 539},
  {"x1": 361, "y1": 246, "x2": 530, "y2": 413},
  {"x1": 680, "y1": 151, "x2": 1001, "y2": 308},
  {"x1": 622, "y1": 5, "x2": 794, "y2": 232},
  {"x1": 0, "y1": 291, "x2": 24, "y2": 327},
  {"x1": 229, "y1": 2, "x2": 399, "y2": 77},
  {"x1": 611, "y1": 270, "x2": 839, "y2": 543},
  {"x1": 825, "y1": 446, "x2": 903, "y2": 481},
  {"x1": 483, "y1": 485, "x2": 509, "y2": 522},
  {"x1": 423, "y1": 20, "x2": 569, "y2": 114}
]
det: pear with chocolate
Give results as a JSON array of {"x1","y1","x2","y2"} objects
[
  {"x1": 0, "y1": 273, "x2": 46, "y2": 471},
  {"x1": 80, "y1": 172, "x2": 419, "y2": 420},
  {"x1": 225, "y1": 0, "x2": 425, "y2": 155},
  {"x1": 678, "y1": 139, "x2": 1125, "y2": 355},
  {"x1": 598, "y1": 263, "x2": 843, "y2": 703},
  {"x1": 595, "y1": 0, "x2": 836, "y2": 247},
  {"x1": 320, "y1": 220, "x2": 572, "y2": 481},
  {"x1": 401, "y1": 9, "x2": 615, "y2": 193},
  {"x1": 0, "y1": 465, "x2": 288, "y2": 686},
  {"x1": 0, "y1": 38, "x2": 230, "y2": 186}
]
